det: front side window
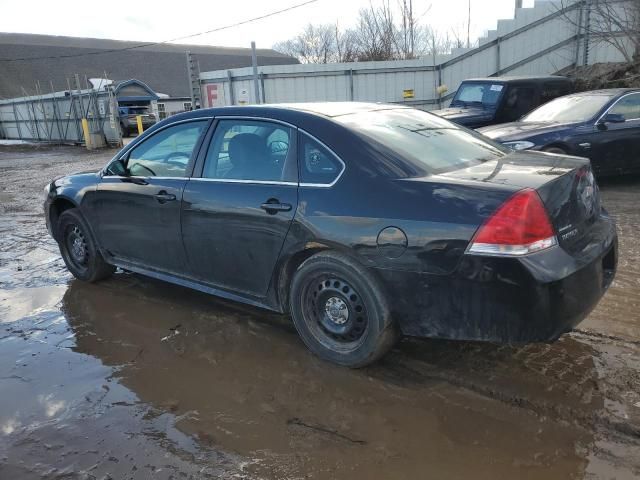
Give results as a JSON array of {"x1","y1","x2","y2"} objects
[
  {"x1": 124, "y1": 120, "x2": 208, "y2": 177},
  {"x1": 501, "y1": 86, "x2": 536, "y2": 121},
  {"x1": 203, "y1": 119, "x2": 295, "y2": 182},
  {"x1": 608, "y1": 93, "x2": 640, "y2": 121},
  {"x1": 299, "y1": 133, "x2": 343, "y2": 185},
  {"x1": 337, "y1": 108, "x2": 507, "y2": 175},
  {"x1": 540, "y1": 82, "x2": 571, "y2": 104}
]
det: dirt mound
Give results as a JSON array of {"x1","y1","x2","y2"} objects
[{"x1": 560, "y1": 61, "x2": 640, "y2": 90}]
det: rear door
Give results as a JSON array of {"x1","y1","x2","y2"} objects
[
  {"x1": 590, "y1": 92, "x2": 640, "y2": 175},
  {"x1": 94, "y1": 119, "x2": 209, "y2": 274},
  {"x1": 181, "y1": 118, "x2": 298, "y2": 297}
]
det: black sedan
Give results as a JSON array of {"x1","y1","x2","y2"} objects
[
  {"x1": 44, "y1": 103, "x2": 617, "y2": 367},
  {"x1": 478, "y1": 88, "x2": 640, "y2": 176}
]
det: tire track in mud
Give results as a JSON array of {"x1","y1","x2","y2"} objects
[{"x1": 379, "y1": 336, "x2": 640, "y2": 451}]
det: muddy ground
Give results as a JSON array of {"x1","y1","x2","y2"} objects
[{"x1": 0, "y1": 144, "x2": 639, "y2": 479}]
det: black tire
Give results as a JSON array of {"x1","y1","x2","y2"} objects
[
  {"x1": 543, "y1": 146, "x2": 567, "y2": 155},
  {"x1": 57, "y1": 209, "x2": 115, "y2": 283},
  {"x1": 289, "y1": 251, "x2": 399, "y2": 368}
]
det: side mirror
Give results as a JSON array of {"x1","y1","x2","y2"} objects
[
  {"x1": 106, "y1": 158, "x2": 128, "y2": 176},
  {"x1": 600, "y1": 113, "x2": 626, "y2": 125}
]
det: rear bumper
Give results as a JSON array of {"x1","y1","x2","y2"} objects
[{"x1": 376, "y1": 216, "x2": 617, "y2": 343}]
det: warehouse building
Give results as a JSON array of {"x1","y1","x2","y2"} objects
[{"x1": 0, "y1": 33, "x2": 297, "y2": 117}]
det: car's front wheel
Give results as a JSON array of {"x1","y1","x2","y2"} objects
[
  {"x1": 543, "y1": 146, "x2": 567, "y2": 155},
  {"x1": 57, "y1": 209, "x2": 115, "y2": 282},
  {"x1": 289, "y1": 251, "x2": 399, "y2": 367}
]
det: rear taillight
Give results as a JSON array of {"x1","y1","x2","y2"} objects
[{"x1": 467, "y1": 188, "x2": 557, "y2": 256}]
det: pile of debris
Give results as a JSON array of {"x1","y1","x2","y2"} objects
[{"x1": 560, "y1": 61, "x2": 640, "y2": 91}]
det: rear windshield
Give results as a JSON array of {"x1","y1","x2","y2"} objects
[
  {"x1": 336, "y1": 108, "x2": 508, "y2": 175},
  {"x1": 523, "y1": 94, "x2": 615, "y2": 123},
  {"x1": 121, "y1": 107, "x2": 150, "y2": 115}
]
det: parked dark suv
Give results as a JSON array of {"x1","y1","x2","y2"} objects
[{"x1": 432, "y1": 76, "x2": 574, "y2": 129}]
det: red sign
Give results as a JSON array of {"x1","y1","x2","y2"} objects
[{"x1": 206, "y1": 84, "x2": 218, "y2": 107}]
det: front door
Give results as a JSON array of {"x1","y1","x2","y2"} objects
[
  {"x1": 591, "y1": 93, "x2": 640, "y2": 175},
  {"x1": 181, "y1": 118, "x2": 298, "y2": 298},
  {"x1": 93, "y1": 119, "x2": 209, "y2": 274}
]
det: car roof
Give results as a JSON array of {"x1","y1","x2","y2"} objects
[
  {"x1": 564, "y1": 88, "x2": 640, "y2": 96},
  {"x1": 461, "y1": 75, "x2": 571, "y2": 84},
  {"x1": 168, "y1": 101, "x2": 409, "y2": 123}
]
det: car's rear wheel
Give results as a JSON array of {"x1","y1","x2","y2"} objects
[
  {"x1": 289, "y1": 251, "x2": 399, "y2": 367},
  {"x1": 58, "y1": 209, "x2": 115, "y2": 282},
  {"x1": 543, "y1": 146, "x2": 567, "y2": 155}
]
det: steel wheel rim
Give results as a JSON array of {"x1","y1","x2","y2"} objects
[
  {"x1": 303, "y1": 275, "x2": 369, "y2": 349},
  {"x1": 65, "y1": 224, "x2": 89, "y2": 270}
]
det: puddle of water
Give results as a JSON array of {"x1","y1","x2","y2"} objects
[
  {"x1": 0, "y1": 270, "x2": 637, "y2": 478},
  {"x1": 51, "y1": 276, "x2": 596, "y2": 479},
  {"x1": 0, "y1": 193, "x2": 14, "y2": 203},
  {"x1": 0, "y1": 285, "x2": 67, "y2": 322}
]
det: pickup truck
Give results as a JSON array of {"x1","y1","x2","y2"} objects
[{"x1": 432, "y1": 76, "x2": 573, "y2": 129}]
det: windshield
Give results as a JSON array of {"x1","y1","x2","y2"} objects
[
  {"x1": 336, "y1": 108, "x2": 508, "y2": 175},
  {"x1": 451, "y1": 82, "x2": 505, "y2": 107},
  {"x1": 523, "y1": 94, "x2": 615, "y2": 123}
]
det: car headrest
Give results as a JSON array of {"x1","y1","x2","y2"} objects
[{"x1": 228, "y1": 133, "x2": 267, "y2": 166}]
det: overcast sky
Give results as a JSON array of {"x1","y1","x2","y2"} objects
[{"x1": 0, "y1": 0, "x2": 536, "y2": 50}]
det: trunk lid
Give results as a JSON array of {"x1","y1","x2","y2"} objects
[
  {"x1": 536, "y1": 161, "x2": 601, "y2": 255},
  {"x1": 437, "y1": 150, "x2": 603, "y2": 255}
]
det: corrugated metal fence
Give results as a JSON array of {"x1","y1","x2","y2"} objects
[
  {"x1": 200, "y1": 0, "x2": 632, "y2": 109},
  {"x1": 0, "y1": 88, "x2": 121, "y2": 145}
]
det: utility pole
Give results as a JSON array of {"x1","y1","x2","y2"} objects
[
  {"x1": 186, "y1": 51, "x2": 202, "y2": 109},
  {"x1": 583, "y1": 0, "x2": 592, "y2": 66},
  {"x1": 409, "y1": 0, "x2": 414, "y2": 57},
  {"x1": 467, "y1": 0, "x2": 471, "y2": 48},
  {"x1": 251, "y1": 41, "x2": 261, "y2": 104}
]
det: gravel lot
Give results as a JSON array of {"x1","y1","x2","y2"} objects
[{"x1": 1, "y1": 144, "x2": 639, "y2": 479}]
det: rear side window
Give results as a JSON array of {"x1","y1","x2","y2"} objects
[
  {"x1": 299, "y1": 133, "x2": 343, "y2": 185},
  {"x1": 336, "y1": 108, "x2": 507, "y2": 175},
  {"x1": 202, "y1": 119, "x2": 296, "y2": 182}
]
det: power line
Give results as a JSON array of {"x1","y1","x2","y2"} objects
[{"x1": 0, "y1": 0, "x2": 320, "y2": 63}]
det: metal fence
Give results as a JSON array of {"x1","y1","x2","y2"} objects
[
  {"x1": 0, "y1": 87, "x2": 122, "y2": 146},
  {"x1": 199, "y1": 0, "x2": 632, "y2": 110}
]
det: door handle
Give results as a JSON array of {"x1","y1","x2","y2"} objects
[
  {"x1": 260, "y1": 200, "x2": 292, "y2": 214},
  {"x1": 154, "y1": 191, "x2": 176, "y2": 203}
]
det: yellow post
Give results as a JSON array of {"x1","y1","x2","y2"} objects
[
  {"x1": 81, "y1": 118, "x2": 92, "y2": 149},
  {"x1": 136, "y1": 115, "x2": 144, "y2": 135}
]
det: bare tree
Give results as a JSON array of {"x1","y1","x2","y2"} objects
[
  {"x1": 273, "y1": 0, "x2": 480, "y2": 63},
  {"x1": 351, "y1": 1, "x2": 399, "y2": 61},
  {"x1": 559, "y1": 0, "x2": 640, "y2": 63},
  {"x1": 273, "y1": 24, "x2": 337, "y2": 64},
  {"x1": 334, "y1": 24, "x2": 360, "y2": 62}
]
